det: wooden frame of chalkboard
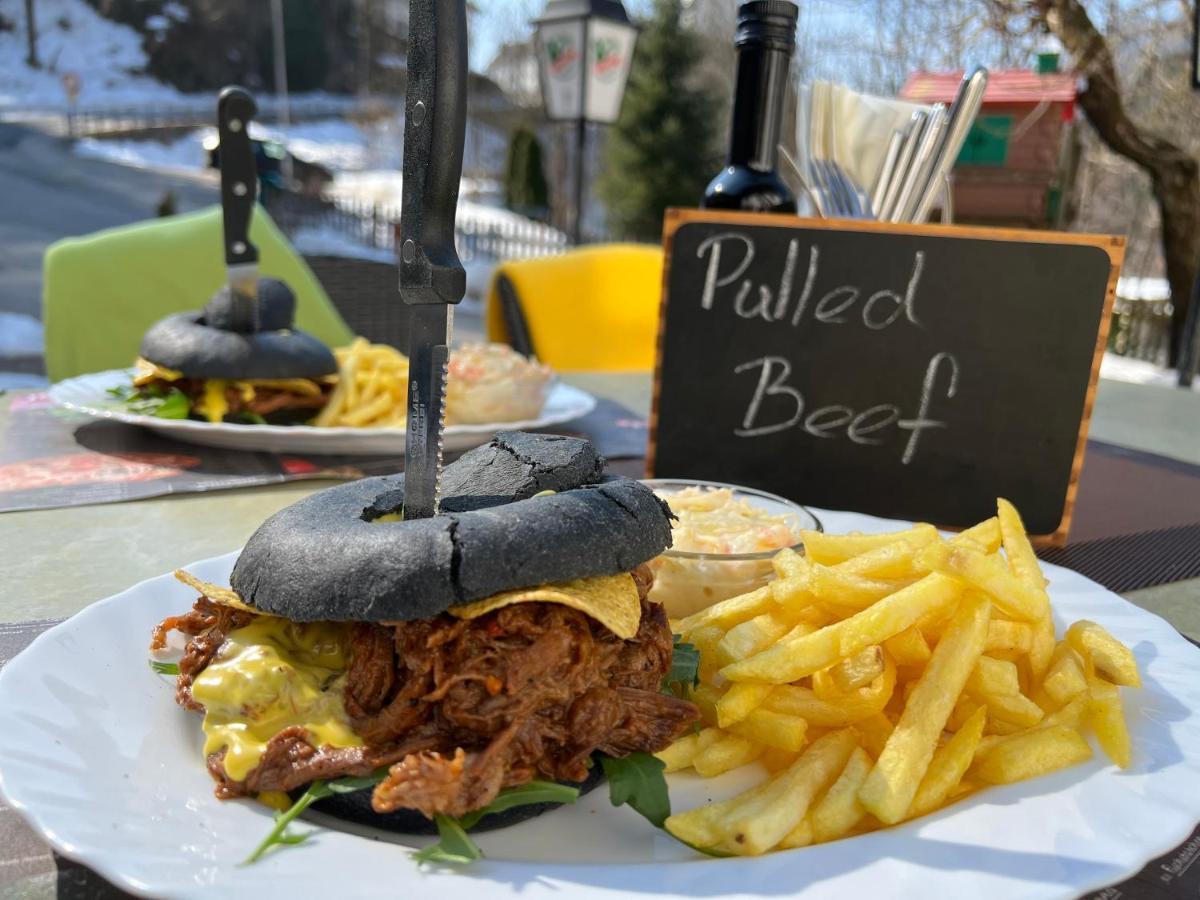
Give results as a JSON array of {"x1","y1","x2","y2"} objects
[{"x1": 648, "y1": 209, "x2": 1125, "y2": 546}]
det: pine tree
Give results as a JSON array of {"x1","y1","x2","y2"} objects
[
  {"x1": 504, "y1": 126, "x2": 550, "y2": 217},
  {"x1": 598, "y1": 0, "x2": 720, "y2": 242}
]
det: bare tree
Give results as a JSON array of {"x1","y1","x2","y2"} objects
[
  {"x1": 24, "y1": 0, "x2": 39, "y2": 69},
  {"x1": 990, "y1": 0, "x2": 1200, "y2": 371}
]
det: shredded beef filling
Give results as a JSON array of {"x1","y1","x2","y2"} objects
[{"x1": 156, "y1": 564, "x2": 698, "y2": 818}]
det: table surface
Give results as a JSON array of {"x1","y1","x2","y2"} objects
[
  {"x1": 1, "y1": 371, "x2": 1198, "y2": 899},
  {"x1": 2, "y1": 372, "x2": 1196, "y2": 635}
]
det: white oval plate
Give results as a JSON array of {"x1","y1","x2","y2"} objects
[
  {"x1": 2, "y1": 509, "x2": 1199, "y2": 900},
  {"x1": 49, "y1": 369, "x2": 597, "y2": 456}
]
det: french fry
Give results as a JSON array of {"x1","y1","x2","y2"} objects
[
  {"x1": 853, "y1": 712, "x2": 895, "y2": 759},
  {"x1": 729, "y1": 708, "x2": 809, "y2": 752},
  {"x1": 688, "y1": 625, "x2": 726, "y2": 685},
  {"x1": 656, "y1": 727, "x2": 722, "y2": 772},
  {"x1": 693, "y1": 732, "x2": 763, "y2": 777},
  {"x1": 971, "y1": 725, "x2": 1092, "y2": 785},
  {"x1": 691, "y1": 683, "x2": 722, "y2": 726},
  {"x1": 810, "y1": 746, "x2": 873, "y2": 843},
  {"x1": 950, "y1": 517, "x2": 1002, "y2": 553},
  {"x1": 833, "y1": 538, "x2": 936, "y2": 581},
  {"x1": 722, "y1": 575, "x2": 960, "y2": 683},
  {"x1": 946, "y1": 695, "x2": 984, "y2": 731},
  {"x1": 884, "y1": 626, "x2": 932, "y2": 667},
  {"x1": 1066, "y1": 621, "x2": 1142, "y2": 687},
  {"x1": 996, "y1": 499, "x2": 1055, "y2": 679},
  {"x1": 1088, "y1": 675, "x2": 1132, "y2": 768},
  {"x1": 1042, "y1": 651, "x2": 1088, "y2": 707},
  {"x1": 985, "y1": 619, "x2": 1033, "y2": 654},
  {"x1": 778, "y1": 816, "x2": 814, "y2": 849},
  {"x1": 760, "y1": 746, "x2": 802, "y2": 773},
  {"x1": 717, "y1": 611, "x2": 796, "y2": 667},
  {"x1": 982, "y1": 691, "x2": 1045, "y2": 729},
  {"x1": 859, "y1": 594, "x2": 990, "y2": 824},
  {"x1": 717, "y1": 682, "x2": 775, "y2": 727},
  {"x1": 967, "y1": 656, "x2": 1021, "y2": 697},
  {"x1": 764, "y1": 655, "x2": 897, "y2": 726},
  {"x1": 815, "y1": 645, "x2": 885, "y2": 697},
  {"x1": 772, "y1": 547, "x2": 809, "y2": 580},
  {"x1": 716, "y1": 730, "x2": 857, "y2": 855},
  {"x1": 770, "y1": 574, "x2": 813, "y2": 611},
  {"x1": 678, "y1": 586, "x2": 775, "y2": 635},
  {"x1": 808, "y1": 566, "x2": 912, "y2": 616},
  {"x1": 908, "y1": 705, "x2": 988, "y2": 818},
  {"x1": 975, "y1": 694, "x2": 1090, "y2": 757},
  {"x1": 801, "y1": 524, "x2": 939, "y2": 565},
  {"x1": 919, "y1": 542, "x2": 1043, "y2": 621}
]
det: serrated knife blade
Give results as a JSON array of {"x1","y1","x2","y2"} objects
[{"x1": 399, "y1": 0, "x2": 468, "y2": 521}]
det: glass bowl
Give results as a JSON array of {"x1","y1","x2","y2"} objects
[{"x1": 641, "y1": 478, "x2": 823, "y2": 619}]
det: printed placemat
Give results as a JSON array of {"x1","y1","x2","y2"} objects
[{"x1": 0, "y1": 392, "x2": 648, "y2": 513}]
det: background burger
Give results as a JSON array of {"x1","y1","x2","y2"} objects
[{"x1": 125, "y1": 278, "x2": 337, "y2": 425}]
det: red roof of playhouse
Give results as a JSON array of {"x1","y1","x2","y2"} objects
[{"x1": 900, "y1": 70, "x2": 1077, "y2": 111}]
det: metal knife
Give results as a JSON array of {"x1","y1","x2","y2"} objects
[
  {"x1": 400, "y1": 0, "x2": 468, "y2": 521},
  {"x1": 911, "y1": 66, "x2": 989, "y2": 224},
  {"x1": 217, "y1": 86, "x2": 260, "y2": 334}
]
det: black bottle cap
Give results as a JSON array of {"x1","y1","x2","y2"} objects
[{"x1": 736, "y1": 0, "x2": 798, "y2": 51}]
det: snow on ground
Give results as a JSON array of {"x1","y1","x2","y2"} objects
[
  {"x1": 1100, "y1": 352, "x2": 1200, "y2": 392},
  {"x1": 72, "y1": 119, "x2": 374, "y2": 174},
  {"x1": 331, "y1": 170, "x2": 565, "y2": 238},
  {"x1": 0, "y1": 0, "x2": 182, "y2": 109},
  {"x1": 73, "y1": 130, "x2": 209, "y2": 174}
]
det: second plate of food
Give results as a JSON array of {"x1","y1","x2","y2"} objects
[{"x1": 49, "y1": 368, "x2": 597, "y2": 456}]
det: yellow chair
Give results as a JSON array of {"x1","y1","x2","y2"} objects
[
  {"x1": 43, "y1": 206, "x2": 353, "y2": 382},
  {"x1": 485, "y1": 244, "x2": 663, "y2": 372}
]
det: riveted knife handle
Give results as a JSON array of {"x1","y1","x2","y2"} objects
[
  {"x1": 217, "y1": 86, "x2": 260, "y2": 269},
  {"x1": 400, "y1": 0, "x2": 467, "y2": 306}
]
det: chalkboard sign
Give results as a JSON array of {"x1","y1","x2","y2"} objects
[{"x1": 649, "y1": 210, "x2": 1125, "y2": 545}]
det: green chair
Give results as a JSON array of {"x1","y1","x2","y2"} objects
[{"x1": 43, "y1": 206, "x2": 354, "y2": 382}]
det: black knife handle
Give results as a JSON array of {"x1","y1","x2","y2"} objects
[
  {"x1": 217, "y1": 86, "x2": 260, "y2": 268},
  {"x1": 399, "y1": 0, "x2": 467, "y2": 306}
]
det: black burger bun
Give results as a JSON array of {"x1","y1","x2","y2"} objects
[
  {"x1": 230, "y1": 432, "x2": 675, "y2": 621},
  {"x1": 308, "y1": 760, "x2": 606, "y2": 835},
  {"x1": 139, "y1": 277, "x2": 337, "y2": 380}
]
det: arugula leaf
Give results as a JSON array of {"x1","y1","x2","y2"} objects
[
  {"x1": 662, "y1": 635, "x2": 701, "y2": 696},
  {"x1": 149, "y1": 660, "x2": 180, "y2": 676},
  {"x1": 227, "y1": 410, "x2": 267, "y2": 425},
  {"x1": 413, "y1": 816, "x2": 484, "y2": 865},
  {"x1": 601, "y1": 752, "x2": 671, "y2": 829},
  {"x1": 414, "y1": 780, "x2": 580, "y2": 866},
  {"x1": 243, "y1": 770, "x2": 389, "y2": 865},
  {"x1": 119, "y1": 384, "x2": 191, "y2": 419}
]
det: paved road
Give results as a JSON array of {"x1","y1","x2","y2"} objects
[{"x1": 0, "y1": 122, "x2": 217, "y2": 373}]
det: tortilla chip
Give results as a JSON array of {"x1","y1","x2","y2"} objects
[
  {"x1": 448, "y1": 573, "x2": 641, "y2": 639},
  {"x1": 174, "y1": 570, "x2": 274, "y2": 617}
]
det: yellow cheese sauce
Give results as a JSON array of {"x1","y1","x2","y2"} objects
[{"x1": 190, "y1": 618, "x2": 361, "y2": 782}]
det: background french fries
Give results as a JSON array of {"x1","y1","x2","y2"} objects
[
  {"x1": 661, "y1": 499, "x2": 1143, "y2": 857},
  {"x1": 314, "y1": 338, "x2": 410, "y2": 429}
]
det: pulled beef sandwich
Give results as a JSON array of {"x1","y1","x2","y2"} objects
[
  {"x1": 131, "y1": 278, "x2": 337, "y2": 425},
  {"x1": 152, "y1": 432, "x2": 698, "y2": 832}
]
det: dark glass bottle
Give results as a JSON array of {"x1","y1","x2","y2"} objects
[{"x1": 702, "y1": 0, "x2": 798, "y2": 213}]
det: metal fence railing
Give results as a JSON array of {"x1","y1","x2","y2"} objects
[
  {"x1": 1108, "y1": 296, "x2": 1173, "y2": 366},
  {"x1": 2, "y1": 96, "x2": 371, "y2": 137},
  {"x1": 267, "y1": 192, "x2": 569, "y2": 265}
]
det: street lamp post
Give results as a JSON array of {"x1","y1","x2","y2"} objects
[{"x1": 532, "y1": 0, "x2": 638, "y2": 245}]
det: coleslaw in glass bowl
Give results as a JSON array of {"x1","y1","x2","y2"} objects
[
  {"x1": 642, "y1": 479, "x2": 821, "y2": 618},
  {"x1": 446, "y1": 343, "x2": 554, "y2": 425}
]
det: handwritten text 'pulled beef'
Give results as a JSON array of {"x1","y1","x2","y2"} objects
[{"x1": 696, "y1": 232, "x2": 959, "y2": 464}]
